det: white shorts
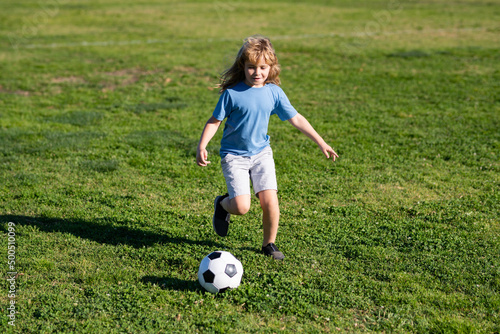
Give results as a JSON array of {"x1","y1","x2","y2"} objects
[{"x1": 221, "y1": 146, "x2": 277, "y2": 199}]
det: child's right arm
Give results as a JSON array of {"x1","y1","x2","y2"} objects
[{"x1": 196, "y1": 116, "x2": 222, "y2": 167}]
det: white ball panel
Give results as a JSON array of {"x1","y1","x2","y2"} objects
[{"x1": 198, "y1": 251, "x2": 244, "y2": 293}]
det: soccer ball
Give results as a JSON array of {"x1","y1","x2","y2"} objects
[{"x1": 198, "y1": 251, "x2": 243, "y2": 293}]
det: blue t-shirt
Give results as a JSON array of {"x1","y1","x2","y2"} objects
[{"x1": 213, "y1": 82, "x2": 298, "y2": 157}]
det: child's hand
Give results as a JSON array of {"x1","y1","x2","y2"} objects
[
  {"x1": 196, "y1": 116, "x2": 221, "y2": 167},
  {"x1": 196, "y1": 147, "x2": 211, "y2": 166},
  {"x1": 322, "y1": 144, "x2": 339, "y2": 162}
]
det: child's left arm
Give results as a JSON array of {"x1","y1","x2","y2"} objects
[{"x1": 288, "y1": 113, "x2": 339, "y2": 162}]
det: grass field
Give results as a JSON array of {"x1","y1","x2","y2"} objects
[{"x1": 1, "y1": 0, "x2": 499, "y2": 332}]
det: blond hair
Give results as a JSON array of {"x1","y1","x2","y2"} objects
[{"x1": 219, "y1": 35, "x2": 281, "y2": 93}]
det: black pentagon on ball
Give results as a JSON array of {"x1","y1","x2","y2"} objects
[
  {"x1": 203, "y1": 270, "x2": 215, "y2": 284},
  {"x1": 225, "y1": 264, "x2": 237, "y2": 278},
  {"x1": 208, "y1": 251, "x2": 222, "y2": 260}
]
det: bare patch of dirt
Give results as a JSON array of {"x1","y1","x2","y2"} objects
[
  {"x1": 51, "y1": 76, "x2": 87, "y2": 84},
  {"x1": 100, "y1": 68, "x2": 160, "y2": 91},
  {"x1": 0, "y1": 85, "x2": 31, "y2": 96}
]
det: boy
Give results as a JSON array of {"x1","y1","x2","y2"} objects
[{"x1": 196, "y1": 36, "x2": 338, "y2": 260}]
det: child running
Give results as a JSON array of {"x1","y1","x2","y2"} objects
[{"x1": 196, "y1": 35, "x2": 338, "y2": 260}]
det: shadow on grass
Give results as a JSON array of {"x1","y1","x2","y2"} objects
[
  {"x1": 141, "y1": 276, "x2": 202, "y2": 292},
  {"x1": 0, "y1": 215, "x2": 223, "y2": 249}
]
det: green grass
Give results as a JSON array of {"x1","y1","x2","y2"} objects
[{"x1": 1, "y1": 0, "x2": 499, "y2": 332}]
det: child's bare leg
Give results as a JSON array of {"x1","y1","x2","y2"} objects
[
  {"x1": 221, "y1": 195, "x2": 251, "y2": 215},
  {"x1": 257, "y1": 190, "x2": 280, "y2": 247}
]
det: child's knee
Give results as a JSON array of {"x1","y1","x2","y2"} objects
[
  {"x1": 230, "y1": 195, "x2": 251, "y2": 215},
  {"x1": 234, "y1": 201, "x2": 251, "y2": 215},
  {"x1": 257, "y1": 190, "x2": 279, "y2": 208}
]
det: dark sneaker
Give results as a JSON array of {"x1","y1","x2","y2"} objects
[
  {"x1": 213, "y1": 194, "x2": 230, "y2": 237},
  {"x1": 262, "y1": 243, "x2": 285, "y2": 260}
]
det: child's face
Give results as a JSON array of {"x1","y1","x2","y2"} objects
[{"x1": 244, "y1": 57, "x2": 271, "y2": 88}]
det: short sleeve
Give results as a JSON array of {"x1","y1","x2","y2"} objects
[
  {"x1": 271, "y1": 86, "x2": 298, "y2": 121},
  {"x1": 212, "y1": 90, "x2": 232, "y2": 121}
]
